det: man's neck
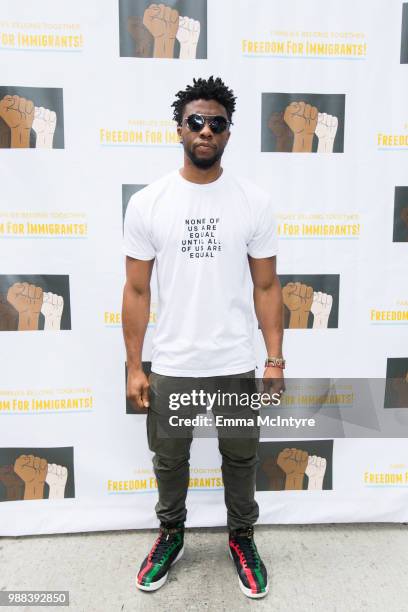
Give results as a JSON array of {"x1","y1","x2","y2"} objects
[{"x1": 180, "y1": 158, "x2": 223, "y2": 184}]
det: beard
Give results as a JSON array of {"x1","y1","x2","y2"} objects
[{"x1": 184, "y1": 143, "x2": 224, "y2": 169}]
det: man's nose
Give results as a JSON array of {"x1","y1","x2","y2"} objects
[{"x1": 199, "y1": 122, "x2": 213, "y2": 138}]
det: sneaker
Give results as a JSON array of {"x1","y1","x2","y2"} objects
[
  {"x1": 229, "y1": 526, "x2": 269, "y2": 599},
  {"x1": 136, "y1": 524, "x2": 184, "y2": 591}
]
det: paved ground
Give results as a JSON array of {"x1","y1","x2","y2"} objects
[{"x1": 1, "y1": 524, "x2": 408, "y2": 612}]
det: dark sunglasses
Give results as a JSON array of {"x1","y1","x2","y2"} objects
[{"x1": 182, "y1": 113, "x2": 232, "y2": 134}]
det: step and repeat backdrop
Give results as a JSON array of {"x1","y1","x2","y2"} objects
[{"x1": 0, "y1": 0, "x2": 407, "y2": 535}]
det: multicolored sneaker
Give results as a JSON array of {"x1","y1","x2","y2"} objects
[
  {"x1": 136, "y1": 524, "x2": 184, "y2": 591},
  {"x1": 229, "y1": 526, "x2": 269, "y2": 599}
]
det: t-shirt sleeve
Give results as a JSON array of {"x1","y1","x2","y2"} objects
[
  {"x1": 123, "y1": 196, "x2": 156, "y2": 260},
  {"x1": 247, "y1": 199, "x2": 278, "y2": 258}
]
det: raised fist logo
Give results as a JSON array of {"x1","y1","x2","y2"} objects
[
  {"x1": 261, "y1": 456, "x2": 286, "y2": 490},
  {"x1": 0, "y1": 118, "x2": 10, "y2": 148},
  {"x1": 282, "y1": 282, "x2": 313, "y2": 329},
  {"x1": 305, "y1": 455, "x2": 327, "y2": 490},
  {"x1": 0, "y1": 292, "x2": 18, "y2": 331},
  {"x1": 0, "y1": 465, "x2": 25, "y2": 501},
  {"x1": 277, "y1": 448, "x2": 308, "y2": 490},
  {"x1": 284, "y1": 101, "x2": 318, "y2": 152},
  {"x1": 32, "y1": 107, "x2": 57, "y2": 149},
  {"x1": 311, "y1": 291, "x2": 333, "y2": 329},
  {"x1": 127, "y1": 16, "x2": 153, "y2": 57},
  {"x1": 41, "y1": 292, "x2": 64, "y2": 330},
  {"x1": 268, "y1": 111, "x2": 292, "y2": 152},
  {"x1": 14, "y1": 454, "x2": 48, "y2": 500},
  {"x1": 7, "y1": 282, "x2": 43, "y2": 331},
  {"x1": 0, "y1": 95, "x2": 34, "y2": 148},
  {"x1": 386, "y1": 373, "x2": 408, "y2": 408},
  {"x1": 401, "y1": 206, "x2": 408, "y2": 227},
  {"x1": 176, "y1": 16, "x2": 200, "y2": 59},
  {"x1": 284, "y1": 101, "x2": 318, "y2": 135},
  {"x1": 315, "y1": 113, "x2": 338, "y2": 153},
  {"x1": 282, "y1": 282, "x2": 313, "y2": 311},
  {"x1": 46, "y1": 463, "x2": 68, "y2": 499},
  {"x1": 143, "y1": 3, "x2": 179, "y2": 58}
]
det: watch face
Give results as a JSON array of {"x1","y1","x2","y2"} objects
[{"x1": 266, "y1": 359, "x2": 285, "y2": 368}]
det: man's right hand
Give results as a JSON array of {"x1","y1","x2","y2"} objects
[{"x1": 127, "y1": 367, "x2": 150, "y2": 410}]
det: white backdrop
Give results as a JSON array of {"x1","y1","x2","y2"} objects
[{"x1": 0, "y1": 0, "x2": 407, "y2": 535}]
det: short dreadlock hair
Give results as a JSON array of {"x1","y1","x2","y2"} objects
[{"x1": 172, "y1": 76, "x2": 236, "y2": 126}]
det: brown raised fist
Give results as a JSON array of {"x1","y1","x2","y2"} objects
[
  {"x1": 401, "y1": 206, "x2": 408, "y2": 229},
  {"x1": 127, "y1": 15, "x2": 153, "y2": 57},
  {"x1": 0, "y1": 118, "x2": 10, "y2": 148},
  {"x1": 0, "y1": 464, "x2": 25, "y2": 501},
  {"x1": 261, "y1": 456, "x2": 286, "y2": 490},
  {"x1": 268, "y1": 111, "x2": 293, "y2": 152},
  {"x1": 0, "y1": 293, "x2": 18, "y2": 331},
  {"x1": 386, "y1": 375, "x2": 408, "y2": 408}
]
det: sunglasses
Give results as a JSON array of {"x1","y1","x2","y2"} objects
[{"x1": 182, "y1": 113, "x2": 232, "y2": 134}]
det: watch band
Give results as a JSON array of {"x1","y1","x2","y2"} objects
[{"x1": 265, "y1": 357, "x2": 285, "y2": 369}]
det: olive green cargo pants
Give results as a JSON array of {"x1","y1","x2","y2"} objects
[{"x1": 146, "y1": 370, "x2": 260, "y2": 530}]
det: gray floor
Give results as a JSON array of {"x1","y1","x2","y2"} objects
[{"x1": 1, "y1": 524, "x2": 407, "y2": 612}]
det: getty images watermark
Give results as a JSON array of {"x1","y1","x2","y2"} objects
[
  {"x1": 167, "y1": 389, "x2": 316, "y2": 429},
  {"x1": 153, "y1": 378, "x2": 408, "y2": 439}
]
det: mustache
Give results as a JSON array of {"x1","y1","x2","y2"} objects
[{"x1": 185, "y1": 145, "x2": 224, "y2": 169}]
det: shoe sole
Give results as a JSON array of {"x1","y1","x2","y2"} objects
[
  {"x1": 136, "y1": 545, "x2": 184, "y2": 592},
  {"x1": 228, "y1": 549, "x2": 269, "y2": 599}
]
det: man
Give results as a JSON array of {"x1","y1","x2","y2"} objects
[{"x1": 122, "y1": 76, "x2": 284, "y2": 599}]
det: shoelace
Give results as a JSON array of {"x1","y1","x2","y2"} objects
[
  {"x1": 230, "y1": 528, "x2": 260, "y2": 569},
  {"x1": 150, "y1": 529, "x2": 181, "y2": 563}
]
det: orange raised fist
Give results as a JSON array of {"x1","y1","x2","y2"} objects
[
  {"x1": 282, "y1": 282, "x2": 313, "y2": 329},
  {"x1": 14, "y1": 454, "x2": 48, "y2": 500},
  {"x1": 7, "y1": 282, "x2": 43, "y2": 331},
  {"x1": 284, "y1": 101, "x2": 318, "y2": 152},
  {"x1": 143, "y1": 3, "x2": 179, "y2": 58},
  {"x1": 277, "y1": 448, "x2": 308, "y2": 490},
  {"x1": 0, "y1": 94, "x2": 34, "y2": 148}
]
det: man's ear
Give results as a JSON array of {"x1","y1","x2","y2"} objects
[{"x1": 176, "y1": 125, "x2": 183, "y2": 143}]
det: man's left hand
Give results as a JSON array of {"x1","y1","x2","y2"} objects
[{"x1": 262, "y1": 366, "x2": 285, "y2": 402}]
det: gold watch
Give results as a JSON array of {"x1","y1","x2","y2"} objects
[{"x1": 265, "y1": 357, "x2": 285, "y2": 369}]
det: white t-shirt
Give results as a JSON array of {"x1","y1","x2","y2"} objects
[{"x1": 123, "y1": 169, "x2": 278, "y2": 377}]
